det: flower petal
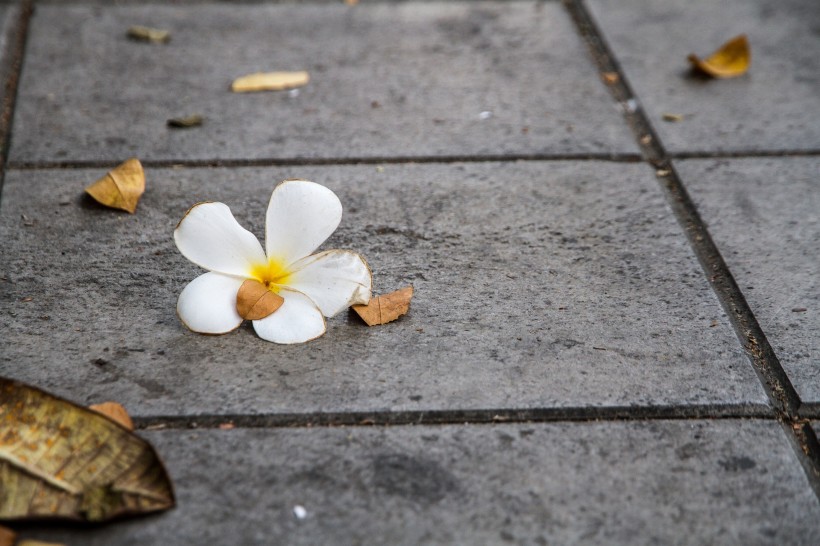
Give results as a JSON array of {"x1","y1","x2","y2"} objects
[
  {"x1": 252, "y1": 288, "x2": 326, "y2": 344},
  {"x1": 175, "y1": 201, "x2": 267, "y2": 277},
  {"x1": 177, "y1": 272, "x2": 245, "y2": 334},
  {"x1": 286, "y1": 250, "x2": 372, "y2": 317},
  {"x1": 265, "y1": 180, "x2": 343, "y2": 265}
]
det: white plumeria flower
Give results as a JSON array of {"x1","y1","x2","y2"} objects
[{"x1": 174, "y1": 180, "x2": 372, "y2": 344}]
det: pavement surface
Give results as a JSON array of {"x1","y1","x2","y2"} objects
[{"x1": 0, "y1": 0, "x2": 818, "y2": 544}]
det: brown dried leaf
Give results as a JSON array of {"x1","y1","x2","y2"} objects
[
  {"x1": 0, "y1": 378, "x2": 175, "y2": 522},
  {"x1": 687, "y1": 34, "x2": 750, "y2": 78},
  {"x1": 89, "y1": 401, "x2": 134, "y2": 431},
  {"x1": 0, "y1": 525, "x2": 16, "y2": 546},
  {"x1": 231, "y1": 71, "x2": 310, "y2": 93},
  {"x1": 662, "y1": 113, "x2": 684, "y2": 122},
  {"x1": 601, "y1": 72, "x2": 619, "y2": 84},
  {"x1": 127, "y1": 26, "x2": 170, "y2": 44},
  {"x1": 167, "y1": 114, "x2": 203, "y2": 128},
  {"x1": 85, "y1": 158, "x2": 145, "y2": 214},
  {"x1": 353, "y1": 285, "x2": 413, "y2": 326},
  {"x1": 236, "y1": 279, "x2": 284, "y2": 320}
]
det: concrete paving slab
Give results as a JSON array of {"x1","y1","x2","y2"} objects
[
  {"x1": 9, "y1": 2, "x2": 638, "y2": 164},
  {"x1": 586, "y1": 0, "x2": 820, "y2": 154},
  {"x1": 0, "y1": 161, "x2": 764, "y2": 414},
  {"x1": 14, "y1": 420, "x2": 820, "y2": 545},
  {"x1": 676, "y1": 157, "x2": 820, "y2": 402}
]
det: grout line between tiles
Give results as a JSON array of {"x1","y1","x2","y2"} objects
[
  {"x1": 563, "y1": 0, "x2": 820, "y2": 499},
  {"x1": 132, "y1": 404, "x2": 775, "y2": 431},
  {"x1": 0, "y1": 0, "x2": 33, "y2": 206}
]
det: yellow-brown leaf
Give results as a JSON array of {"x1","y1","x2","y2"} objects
[
  {"x1": 231, "y1": 71, "x2": 310, "y2": 93},
  {"x1": 353, "y1": 286, "x2": 413, "y2": 326},
  {"x1": 84, "y1": 158, "x2": 145, "y2": 214},
  {"x1": 0, "y1": 378, "x2": 175, "y2": 522},
  {"x1": 236, "y1": 279, "x2": 284, "y2": 320},
  {"x1": 688, "y1": 34, "x2": 750, "y2": 78},
  {"x1": 89, "y1": 401, "x2": 134, "y2": 431}
]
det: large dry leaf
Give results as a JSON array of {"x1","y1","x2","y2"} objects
[
  {"x1": 84, "y1": 158, "x2": 145, "y2": 214},
  {"x1": 0, "y1": 378, "x2": 174, "y2": 522},
  {"x1": 231, "y1": 71, "x2": 310, "y2": 92},
  {"x1": 353, "y1": 286, "x2": 413, "y2": 326},
  {"x1": 236, "y1": 279, "x2": 284, "y2": 320},
  {"x1": 688, "y1": 34, "x2": 750, "y2": 78}
]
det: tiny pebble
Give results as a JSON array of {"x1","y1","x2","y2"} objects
[
  {"x1": 293, "y1": 505, "x2": 308, "y2": 519},
  {"x1": 478, "y1": 111, "x2": 493, "y2": 120},
  {"x1": 288, "y1": 89, "x2": 300, "y2": 98}
]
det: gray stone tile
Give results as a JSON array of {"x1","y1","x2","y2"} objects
[
  {"x1": 14, "y1": 420, "x2": 820, "y2": 545},
  {"x1": 677, "y1": 157, "x2": 820, "y2": 402},
  {"x1": 0, "y1": 161, "x2": 763, "y2": 414},
  {"x1": 587, "y1": 0, "x2": 820, "y2": 154},
  {"x1": 9, "y1": 2, "x2": 637, "y2": 163}
]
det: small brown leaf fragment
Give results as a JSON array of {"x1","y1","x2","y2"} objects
[
  {"x1": 18, "y1": 541, "x2": 66, "y2": 546},
  {"x1": 127, "y1": 25, "x2": 170, "y2": 44},
  {"x1": 353, "y1": 285, "x2": 413, "y2": 326},
  {"x1": 89, "y1": 402, "x2": 134, "y2": 431},
  {"x1": 236, "y1": 279, "x2": 284, "y2": 320},
  {"x1": 0, "y1": 525, "x2": 16, "y2": 546},
  {"x1": 688, "y1": 34, "x2": 750, "y2": 78},
  {"x1": 601, "y1": 72, "x2": 619, "y2": 84},
  {"x1": 167, "y1": 114, "x2": 203, "y2": 128},
  {"x1": 218, "y1": 423, "x2": 235, "y2": 430},
  {"x1": 662, "y1": 113, "x2": 685, "y2": 122},
  {"x1": 231, "y1": 71, "x2": 310, "y2": 93},
  {"x1": 85, "y1": 158, "x2": 145, "y2": 214}
]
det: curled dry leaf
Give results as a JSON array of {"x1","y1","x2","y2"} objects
[
  {"x1": 167, "y1": 114, "x2": 203, "y2": 128},
  {"x1": 88, "y1": 401, "x2": 134, "y2": 431},
  {"x1": 0, "y1": 377, "x2": 175, "y2": 522},
  {"x1": 231, "y1": 71, "x2": 310, "y2": 93},
  {"x1": 353, "y1": 285, "x2": 413, "y2": 326},
  {"x1": 236, "y1": 279, "x2": 285, "y2": 320},
  {"x1": 85, "y1": 158, "x2": 145, "y2": 214},
  {"x1": 687, "y1": 34, "x2": 750, "y2": 78},
  {"x1": 127, "y1": 25, "x2": 170, "y2": 44}
]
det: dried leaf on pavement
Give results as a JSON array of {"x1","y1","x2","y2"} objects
[
  {"x1": 127, "y1": 26, "x2": 170, "y2": 44},
  {"x1": 88, "y1": 401, "x2": 135, "y2": 431},
  {"x1": 231, "y1": 71, "x2": 310, "y2": 93},
  {"x1": 236, "y1": 279, "x2": 284, "y2": 320},
  {"x1": 353, "y1": 286, "x2": 413, "y2": 326},
  {"x1": 167, "y1": 114, "x2": 203, "y2": 128},
  {"x1": 687, "y1": 34, "x2": 750, "y2": 78},
  {"x1": 84, "y1": 158, "x2": 145, "y2": 214},
  {"x1": 0, "y1": 377, "x2": 175, "y2": 522}
]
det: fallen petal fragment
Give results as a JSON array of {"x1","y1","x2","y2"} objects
[
  {"x1": 687, "y1": 34, "x2": 750, "y2": 78},
  {"x1": 231, "y1": 71, "x2": 310, "y2": 92},
  {"x1": 236, "y1": 279, "x2": 285, "y2": 320},
  {"x1": 353, "y1": 285, "x2": 413, "y2": 326},
  {"x1": 84, "y1": 158, "x2": 145, "y2": 213}
]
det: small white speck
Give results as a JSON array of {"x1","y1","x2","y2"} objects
[
  {"x1": 293, "y1": 505, "x2": 308, "y2": 519},
  {"x1": 623, "y1": 98, "x2": 638, "y2": 113},
  {"x1": 478, "y1": 111, "x2": 493, "y2": 120},
  {"x1": 288, "y1": 89, "x2": 301, "y2": 98}
]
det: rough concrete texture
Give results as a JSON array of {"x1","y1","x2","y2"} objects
[
  {"x1": 8, "y1": 2, "x2": 638, "y2": 163},
  {"x1": 677, "y1": 158, "x2": 820, "y2": 402},
  {"x1": 0, "y1": 161, "x2": 764, "y2": 415},
  {"x1": 587, "y1": 0, "x2": 820, "y2": 154},
  {"x1": 16, "y1": 420, "x2": 820, "y2": 545}
]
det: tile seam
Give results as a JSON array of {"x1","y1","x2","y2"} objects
[
  {"x1": 562, "y1": 0, "x2": 820, "y2": 498},
  {"x1": 0, "y1": 0, "x2": 33, "y2": 207},
  {"x1": 131, "y1": 404, "x2": 775, "y2": 431}
]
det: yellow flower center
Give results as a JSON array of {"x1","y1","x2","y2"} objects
[{"x1": 249, "y1": 258, "x2": 292, "y2": 293}]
